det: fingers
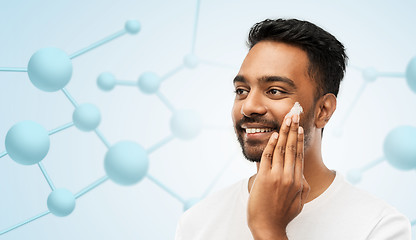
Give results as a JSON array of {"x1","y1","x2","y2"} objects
[
  {"x1": 282, "y1": 114, "x2": 300, "y2": 178},
  {"x1": 293, "y1": 126, "x2": 304, "y2": 189},
  {"x1": 259, "y1": 132, "x2": 279, "y2": 172},
  {"x1": 273, "y1": 112, "x2": 303, "y2": 205},
  {"x1": 271, "y1": 113, "x2": 292, "y2": 170}
]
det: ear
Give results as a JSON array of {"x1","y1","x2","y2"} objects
[{"x1": 314, "y1": 93, "x2": 337, "y2": 129}]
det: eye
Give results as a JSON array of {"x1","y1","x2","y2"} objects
[
  {"x1": 267, "y1": 88, "x2": 286, "y2": 95},
  {"x1": 234, "y1": 88, "x2": 248, "y2": 95}
]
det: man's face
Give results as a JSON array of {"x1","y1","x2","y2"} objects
[{"x1": 232, "y1": 41, "x2": 316, "y2": 162}]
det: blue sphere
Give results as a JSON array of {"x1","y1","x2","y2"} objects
[
  {"x1": 5, "y1": 120, "x2": 50, "y2": 165},
  {"x1": 138, "y1": 72, "x2": 161, "y2": 94},
  {"x1": 405, "y1": 56, "x2": 416, "y2": 93},
  {"x1": 125, "y1": 20, "x2": 141, "y2": 34},
  {"x1": 183, "y1": 197, "x2": 200, "y2": 211},
  {"x1": 97, "y1": 72, "x2": 116, "y2": 91},
  {"x1": 362, "y1": 67, "x2": 378, "y2": 82},
  {"x1": 170, "y1": 109, "x2": 202, "y2": 140},
  {"x1": 27, "y1": 47, "x2": 72, "y2": 92},
  {"x1": 47, "y1": 188, "x2": 76, "y2": 217},
  {"x1": 346, "y1": 169, "x2": 362, "y2": 185},
  {"x1": 104, "y1": 141, "x2": 149, "y2": 186},
  {"x1": 383, "y1": 125, "x2": 416, "y2": 170},
  {"x1": 183, "y1": 54, "x2": 199, "y2": 69},
  {"x1": 73, "y1": 103, "x2": 101, "y2": 131}
]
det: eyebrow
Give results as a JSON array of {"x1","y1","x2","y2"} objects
[{"x1": 233, "y1": 75, "x2": 297, "y2": 89}]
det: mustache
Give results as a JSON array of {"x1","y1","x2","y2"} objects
[{"x1": 236, "y1": 115, "x2": 280, "y2": 129}]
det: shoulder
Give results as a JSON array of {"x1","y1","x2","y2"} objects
[
  {"x1": 346, "y1": 186, "x2": 412, "y2": 239},
  {"x1": 289, "y1": 172, "x2": 412, "y2": 239},
  {"x1": 365, "y1": 206, "x2": 412, "y2": 239},
  {"x1": 332, "y1": 173, "x2": 411, "y2": 238}
]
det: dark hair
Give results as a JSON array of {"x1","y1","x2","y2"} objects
[{"x1": 247, "y1": 18, "x2": 348, "y2": 101}]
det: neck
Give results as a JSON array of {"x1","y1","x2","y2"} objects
[{"x1": 248, "y1": 130, "x2": 335, "y2": 204}]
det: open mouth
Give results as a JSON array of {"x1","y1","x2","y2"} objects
[
  {"x1": 237, "y1": 122, "x2": 279, "y2": 141},
  {"x1": 244, "y1": 128, "x2": 274, "y2": 133}
]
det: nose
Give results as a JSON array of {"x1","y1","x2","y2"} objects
[{"x1": 241, "y1": 90, "x2": 267, "y2": 117}]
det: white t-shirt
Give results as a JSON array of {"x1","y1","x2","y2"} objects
[{"x1": 175, "y1": 170, "x2": 411, "y2": 240}]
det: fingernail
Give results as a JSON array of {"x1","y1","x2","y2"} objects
[
  {"x1": 293, "y1": 114, "x2": 299, "y2": 123},
  {"x1": 285, "y1": 117, "x2": 292, "y2": 126},
  {"x1": 298, "y1": 126, "x2": 304, "y2": 134},
  {"x1": 272, "y1": 132, "x2": 278, "y2": 139}
]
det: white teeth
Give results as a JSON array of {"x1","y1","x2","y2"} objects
[{"x1": 245, "y1": 128, "x2": 273, "y2": 133}]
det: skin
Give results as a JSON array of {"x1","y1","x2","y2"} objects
[{"x1": 232, "y1": 41, "x2": 337, "y2": 239}]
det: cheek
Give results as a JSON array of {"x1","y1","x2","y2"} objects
[
  {"x1": 300, "y1": 108, "x2": 315, "y2": 128},
  {"x1": 267, "y1": 103, "x2": 293, "y2": 122}
]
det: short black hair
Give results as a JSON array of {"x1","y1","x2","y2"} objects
[{"x1": 247, "y1": 18, "x2": 348, "y2": 101}]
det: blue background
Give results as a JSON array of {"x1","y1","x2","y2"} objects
[{"x1": 0, "y1": 0, "x2": 415, "y2": 239}]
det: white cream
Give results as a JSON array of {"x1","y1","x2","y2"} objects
[{"x1": 287, "y1": 102, "x2": 303, "y2": 117}]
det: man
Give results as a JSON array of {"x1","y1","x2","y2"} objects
[{"x1": 175, "y1": 18, "x2": 411, "y2": 239}]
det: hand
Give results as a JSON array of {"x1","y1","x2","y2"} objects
[{"x1": 247, "y1": 113, "x2": 311, "y2": 239}]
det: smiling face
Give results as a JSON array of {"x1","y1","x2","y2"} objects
[{"x1": 232, "y1": 41, "x2": 317, "y2": 162}]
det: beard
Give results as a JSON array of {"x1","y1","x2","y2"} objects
[{"x1": 234, "y1": 113, "x2": 313, "y2": 163}]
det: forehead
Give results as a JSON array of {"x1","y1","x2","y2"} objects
[{"x1": 236, "y1": 41, "x2": 313, "y2": 90}]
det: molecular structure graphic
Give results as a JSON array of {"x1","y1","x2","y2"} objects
[
  {"x1": 0, "y1": 0, "x2": 242, "y2": 236},
  {"x1": 339, "y1": 61, "x2": 416, "y2": 185},
  {"x1": 0, "y1": 19, "x2": 143, "y2": 235},
  {"x1": 335, "y1": 60, "x2": 416, "y2": 135},
  {"x1": 339, "y1": 61, "x2": 416, "y2": 227},
  {"x1": 1, "y1": 1, "x2": 415, "y2": 236}
]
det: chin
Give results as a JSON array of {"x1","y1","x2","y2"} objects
[
  {"x1": 236, "y1": 131, "x2": 266, "y2": 162},
  {"x1": 241, "y1": 143, "x2": 265, "y2": 163}
]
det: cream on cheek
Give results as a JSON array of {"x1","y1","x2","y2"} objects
[
  {"x1": 286, "y1": 101, "x2": 303, "y2": 117},
  {"x1": 268, "y1": 101, "x2": 303, "y2": 125}
]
